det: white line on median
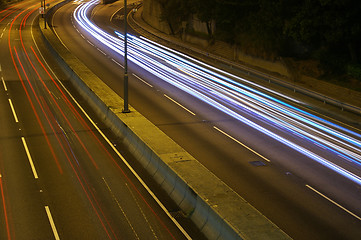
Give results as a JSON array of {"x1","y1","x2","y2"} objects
[
  {"x1": 213, "y1": 126, "x2": 271, "y2": 162},
  {"x1": 45, "y1": 206, "x2": 60, "y2": 240},
  {"x1": 8, "y1": 99, "x2": 18, "y2": 122},
  {"x1": 164, "y1": 94, "x2": 196, "y2": 116},
  {"x1": 133, "y1": 74, "x2": 153, "y2": 88},
  {"x1": 306, "y1": 184, "x2": 361, "y2": 221},
  {"x1": 21, "y1": 137, "x2": 39, "y2": 179}
]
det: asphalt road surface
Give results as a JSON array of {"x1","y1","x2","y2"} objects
[
  {"x1": 49, "y1": 0, "x2": 361, "y2": 239},
  {"x1": 0, "y1": 0, "x2": 200, "y2": 239}
]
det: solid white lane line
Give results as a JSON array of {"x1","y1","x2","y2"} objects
[
  {"x1": 306, "y1": 184, "x2": 361, "y2": 221},
  {"x1": 133, "y1": 74, "x2": 153, "y2": 88},
  {"x1": 111, "y1": 58, "x2": 124, "y2": 68},
  {"x1": 213, "y1": 126, "x2": 271, "y2": 162},
  {"x1": 32, "y1": 26, "x2": 192, "y2": 240},
  {"x1": 21, "y1": 137, "x2": 39, "y2": 179},
  {"x1": 51, "y1": 9, "x2": 70, "y2": 51},
  {"x1": 61, "y1": 88, "x2": 192, "y2": 239},
  {"x1": 51, "y1": 76, "x2": 192, "y2": 239},
  {"x1": 8, "y1": 99, "x2": 18, "y2": 122},
  {"x1": 45, "y1": 206, "x2": 60, "y2": 240},
  {"x1": 1, "y1": 77, "x2": 7, "y2": 91},
  {"x1": 0, "y1": 64, "x2": 2, "y2": 71},
  {"x1": 164, "y1": 94, "x2": 196, "y2": 116}
]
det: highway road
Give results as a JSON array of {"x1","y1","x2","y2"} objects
[
  {"x1": 0, "y1": 1, "x2": 199, "y2": 239},
  {"x1": 49, "y1": 0, "x2": 361, "y2": 239}
]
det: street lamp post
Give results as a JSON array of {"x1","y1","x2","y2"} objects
[
  {"x1": 122, "y1": 0, "x2": 130, "y2": 113},
  {"x1": 44, "y1": 0, "x2": 47, "y2": 29}
]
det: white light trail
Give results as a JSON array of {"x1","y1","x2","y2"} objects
[{"x1": 74, "y1": 0, "x2": 361, "y2": 185}]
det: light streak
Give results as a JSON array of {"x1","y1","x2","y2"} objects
[
  {"x1": 74, "y1": 0, "x2": 361, "y2": 185},
  {"x1": 0, "y1": 169, "x2": 11, "y2": 240}
]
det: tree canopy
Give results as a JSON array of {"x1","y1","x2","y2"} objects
[{"x1": 156, "y1": 0, "x2": 361, "y2": 75}]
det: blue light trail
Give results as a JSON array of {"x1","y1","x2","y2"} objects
[{"x1": 73, "y1": 0, "x2": 361, "y2": 185}]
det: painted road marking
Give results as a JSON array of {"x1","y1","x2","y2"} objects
[
  {"x1": 51, "y1": 10, "x2": 70, "y2": 51},
  {"x1": 133, "y1": 74, "x2": 153, "y2": 88},
  {"x1": 87, "y1": 40, "x2": 94, "y2": 47},
  {"x1": 102, "y1": 177, "x2": 139, "y2": 239},
  {"x1": 2, "y1": 77, "x2": 7, "y2": 91},
  {"x1": 8, "y1": 99, "x2": 18, "y2": 122},
  {"x1": 213, "y1": 126, "x2": 271, "y2": 162},
  {"x1": 97, "y1": 48, "x2": 106, "y2": 56},
  {"x1": 164, "y1": 94, "x2": 196, "y2": 116},
  {"x1": 111, "y1": 58, "x2": 124, "y2": 69},
  {"x1": 45, "y1": 206, "x2": 60, "y2": 240},
  {"x1": 21, "y1": 137, "x2": 38, "y2": 179},
  {"x1": 32, "y1": 29, "x2": 192, "y2": 240},
  {"x1": 306, "y1": 184, "x2": 361, "y2": 221}
]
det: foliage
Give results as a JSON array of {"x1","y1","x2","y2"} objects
[
  {"x1": 347, "y1": 64, "x2": 361, "y2": 80},
  {"x1": 155, "y1": 0, "x2": 361, "y2": 74},
  {"x1": 155, "y1": 0, "x2": 192, "y2": 35},
  {"x1": 285, "y1": 0, "x2": 361, "y2": 72}
]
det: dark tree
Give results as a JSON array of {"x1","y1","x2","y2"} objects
[
  {"x1": 192, "y1": 0, "x2": 217, "y2": 39},
  {"x1": 156, "y1": 0, "x2": 192, "y2": 35},
  {"x1": 285, "y1": 0, "x2": 361, "y2": 71},
  {"x1": 155, "y1": 0, "x2": 361, "y2": 75}
]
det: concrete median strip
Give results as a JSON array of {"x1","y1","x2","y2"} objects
[{"x1": 38, "y1": 3, "x2": 291, "y2": 239}]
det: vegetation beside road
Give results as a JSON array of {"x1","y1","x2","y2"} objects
[{"x1": 155, "y1": 0, "x2": 361, "y2": 89}]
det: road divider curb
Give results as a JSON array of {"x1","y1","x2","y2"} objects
[{"x1": 38, "y1": 3, "x2": 291, "y2": 239}]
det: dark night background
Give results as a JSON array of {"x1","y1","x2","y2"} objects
[{"x1": 156, "y1": 0, "x2": 361, "y2": 86}]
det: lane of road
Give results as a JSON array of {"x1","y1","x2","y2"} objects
[
  {"x1": 50, "y1": 0, "x2": 361, "y2": 239},
  {"x1": 0, "y1": 1, "x2": 196, "y2": 239}
]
